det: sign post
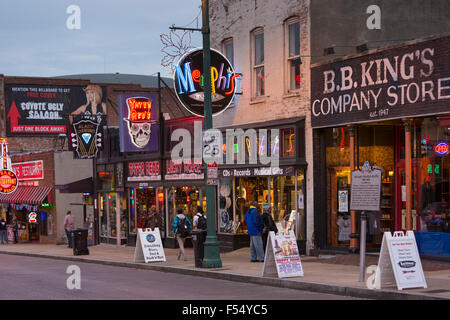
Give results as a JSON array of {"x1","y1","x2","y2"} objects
[{"x1": 350, "y1": 161, "x2": 381, "y2": 282}]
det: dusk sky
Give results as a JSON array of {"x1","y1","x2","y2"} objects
[{"x1": 0, "y1": 0, "x2": 203, "y2": 78}]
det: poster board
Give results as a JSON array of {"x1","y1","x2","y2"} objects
[
  {"x1": 375, "y1": 231, "x2": 427, "y2": 290},
  {"x1": 263, "y1": 231, "x2": 304, "y2": 278},
  {"x1": 134, "y1": 228, "x2": 166, "y2": 263}
]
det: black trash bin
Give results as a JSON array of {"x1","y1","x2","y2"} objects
[
  {"x1": 71, "y1": 228, "x2": 90, "y2": 256},
  {"x1": 192, "y1": 230, "x2": 206, "y2": 268}
]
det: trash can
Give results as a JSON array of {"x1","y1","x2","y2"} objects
[
  {"x1": 192, "y1": 230, "x2": 205, "y2": 268},
  {"x1": 71, "y1": 228, "x2": 90, "y2": 256}
]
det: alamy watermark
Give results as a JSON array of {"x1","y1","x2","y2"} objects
[
  {"x1": 66, "y1": 5, "x2": 81, "y2": 30},
  {"x1": 170, "y1": 121, "x2": 280, "y2": 168},
  {"x1": 66, "y1": 265, "x2": 81, "y2": 290}
]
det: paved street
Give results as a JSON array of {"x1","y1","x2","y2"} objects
[{"x1": 0, "y1": 254, "x2": 363, "y2": 300}]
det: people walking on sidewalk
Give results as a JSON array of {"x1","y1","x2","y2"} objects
[
  {"x1": 244, "y1": 201, "x2": 265, "y2": 262},
  {"x1": 262, "y1": 206, "x2": 278, "y2": 253},
  {"x1": 11, "y1": 216, "x2": 19, "y2": 244},
  {"x1": 173, "y1": 208, "x2": 192, "y2": 261},
  {"x1": 64, "y1": 211, "x2": 75, "y2": 248},
  {"x1": 193, "y1": 206, "x2": 207, "y2": 266},
  {"x1": 145, "y1": 205, "x2": 163, "y2": 237},
  {"x1": 0, "y1": 217, "x2": 8, "y2": 244}
]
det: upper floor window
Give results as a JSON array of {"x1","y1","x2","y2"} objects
[
  {"x1": 252, "y1": 28, "x2": 265, "y2": 97},
  {"x1": 286, "y1": 18, "x2": 301, "y2": 91},
  {"x1": 223, "y1": 38, "x2": 234, "y2": 67}
]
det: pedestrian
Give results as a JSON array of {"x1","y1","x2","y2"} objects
[
  {"x1": 244, "y1": 201, "x2": 265, "y2": 262},
  {"x1": 64, "y1": 210, "x2": 75, "y2": 248},
  {"x1": 193, "y1": 206, "x2": 207, "y2": 265},
  {"x1": 144, "y1": 205, "x2": 162, "y2": 230},
  {"x1": 0, "y1": 217, "x2": 8, "y2": 244},
  {"x1": 144, "y1": 205, "x2": 164, "y2": 236},
  {"x1": 11, "y1": 216, "x2": 19, "y2": 244},
  {"x1": 173, "y1": 208, "x2": 192, "y2": 261},
  {"x1": 262, "y1": 207, "x2": 278, "y2": 253}
]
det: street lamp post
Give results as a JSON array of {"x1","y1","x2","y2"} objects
[{"x1": 201, "y1": 0, "x2": 222, "y2": 268}]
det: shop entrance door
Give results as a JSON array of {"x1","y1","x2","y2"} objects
[{"x1": 328, "y1": 167, "x2": 351, "y2": 247}]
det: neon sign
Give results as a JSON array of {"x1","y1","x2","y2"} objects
[
  {"x1": 28, "y1": 212, "x2": 37, "y2": 223},
  {"x1": 0, "y1": 139, "x2": 18, "y2": 194},
  {"x1": 435, "y1": 142, "x2": 449, "y2": 155},
  {"x1": 127, "y1": 97, "x2": 152, "y2": 122},
  {"x1": 174, "y1": 48, "x2": 241, "y2": 117}
]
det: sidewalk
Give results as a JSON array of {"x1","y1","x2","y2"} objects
[{"x1": 0, "y1": 243, "x2": 449, "y2": 300}]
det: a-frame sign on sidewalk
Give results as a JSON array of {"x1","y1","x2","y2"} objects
[
  {"x1": 375, "y1": 231, "x2": 427, "y2": 290},
  {"x1": 134, "y1": 228, "x2": 166, "y2": 263},
  {"x1": 263, "y1": 231, "x2": 304, "y2": 278}
]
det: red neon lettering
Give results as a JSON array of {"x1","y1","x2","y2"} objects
[{"x1": 192, "y1": 69, "x2": 201, "y2": 83}]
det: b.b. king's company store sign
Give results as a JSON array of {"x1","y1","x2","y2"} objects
[
  {"x1": 174, "y1": 48, "x2": 241, "y2": 117},
  {"x1": 311, "y1": 35, "x2": 450, "y2": 128}
]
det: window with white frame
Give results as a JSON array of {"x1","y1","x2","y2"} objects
[
  {"x1": 252, "y1": 28, "x2": 265, "y2": 97},
  {"x1": 223, "y1": 38, "x2": 234, "y2": 67},
  {"x1": 286, "y1": 19, "x2": 301, "y2": 91}
]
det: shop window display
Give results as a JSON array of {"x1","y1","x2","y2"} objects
[
  {"x1": 411, "y1": 117, "x2": 450, "y2": 233},
  {"x1": 167, "y1": 186, "x2": 205, "y2": 237},
  {"x1": 219, "y1": 177, "x2": 233, "y2": 233}
]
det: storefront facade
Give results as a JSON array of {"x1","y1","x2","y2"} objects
[
  {"x1": 311, "y1": 33, "x2": 450, "y2": 256},
  {"x1": 217, "y1": 117, "x2": 307, "y2": 253},
  {"x1": 0, "y1": 151, "x2": 55, "y2": 244}
]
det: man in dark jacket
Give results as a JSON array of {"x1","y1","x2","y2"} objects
[{"x1": 244, "y1": 201, "x2": 264, "y2": 262}]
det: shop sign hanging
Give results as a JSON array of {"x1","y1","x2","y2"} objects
[
  {"x1": 0, "y1": 138, "x2": 18, "y2": 194},
  {"x1": 118, "y1": 94, "x2": 159, "y2": 153},
  {"x1": 70, "y1": 117, "x2": 103, "y2": 159},
  {"x1": 174, "y1": 48, "x2": 241, "y2": 117},
  {"x1": 311, "y1": 35, "x2": 450, "y2": 128}
]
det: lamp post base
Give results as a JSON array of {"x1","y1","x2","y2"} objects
[{"x1": 202, "y1": 236, "x2": 222, "y2": 268}]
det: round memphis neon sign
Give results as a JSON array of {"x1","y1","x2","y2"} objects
[
  {"x1": 0, "y1": 169, "x2": 18, "y2": 194},
  {"x1": 173, "y1": 48, "x2": 240, "y2": 117},
  {"x1": 435, "y1": 142, "x2": 449, "y2": 155}
]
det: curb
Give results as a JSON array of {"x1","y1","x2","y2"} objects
[{"x1": 0, "y1": 250, "x2": 446, "y2": 300}]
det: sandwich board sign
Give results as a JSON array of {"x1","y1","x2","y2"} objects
[
  {"x1": 134, "y1": 228, "x2": 166, "y2": 263},
  {"x1": 263, "y1": 231, "x2": 304, "y2": 278},
  {"x1": 374, "y1": 231, "x2": 427, "y2": 290}
]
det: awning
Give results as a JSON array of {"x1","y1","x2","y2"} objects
[
  {"x1": 0, "y1": 186, "x2": 52, "y2": 205},
  {"x1": 57, "y1": 177, "x2": 93, "y2": 194}
]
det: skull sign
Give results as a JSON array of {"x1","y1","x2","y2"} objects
[{"x1": 124, "y1": 97, "x2": 153, "y2": 148}]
